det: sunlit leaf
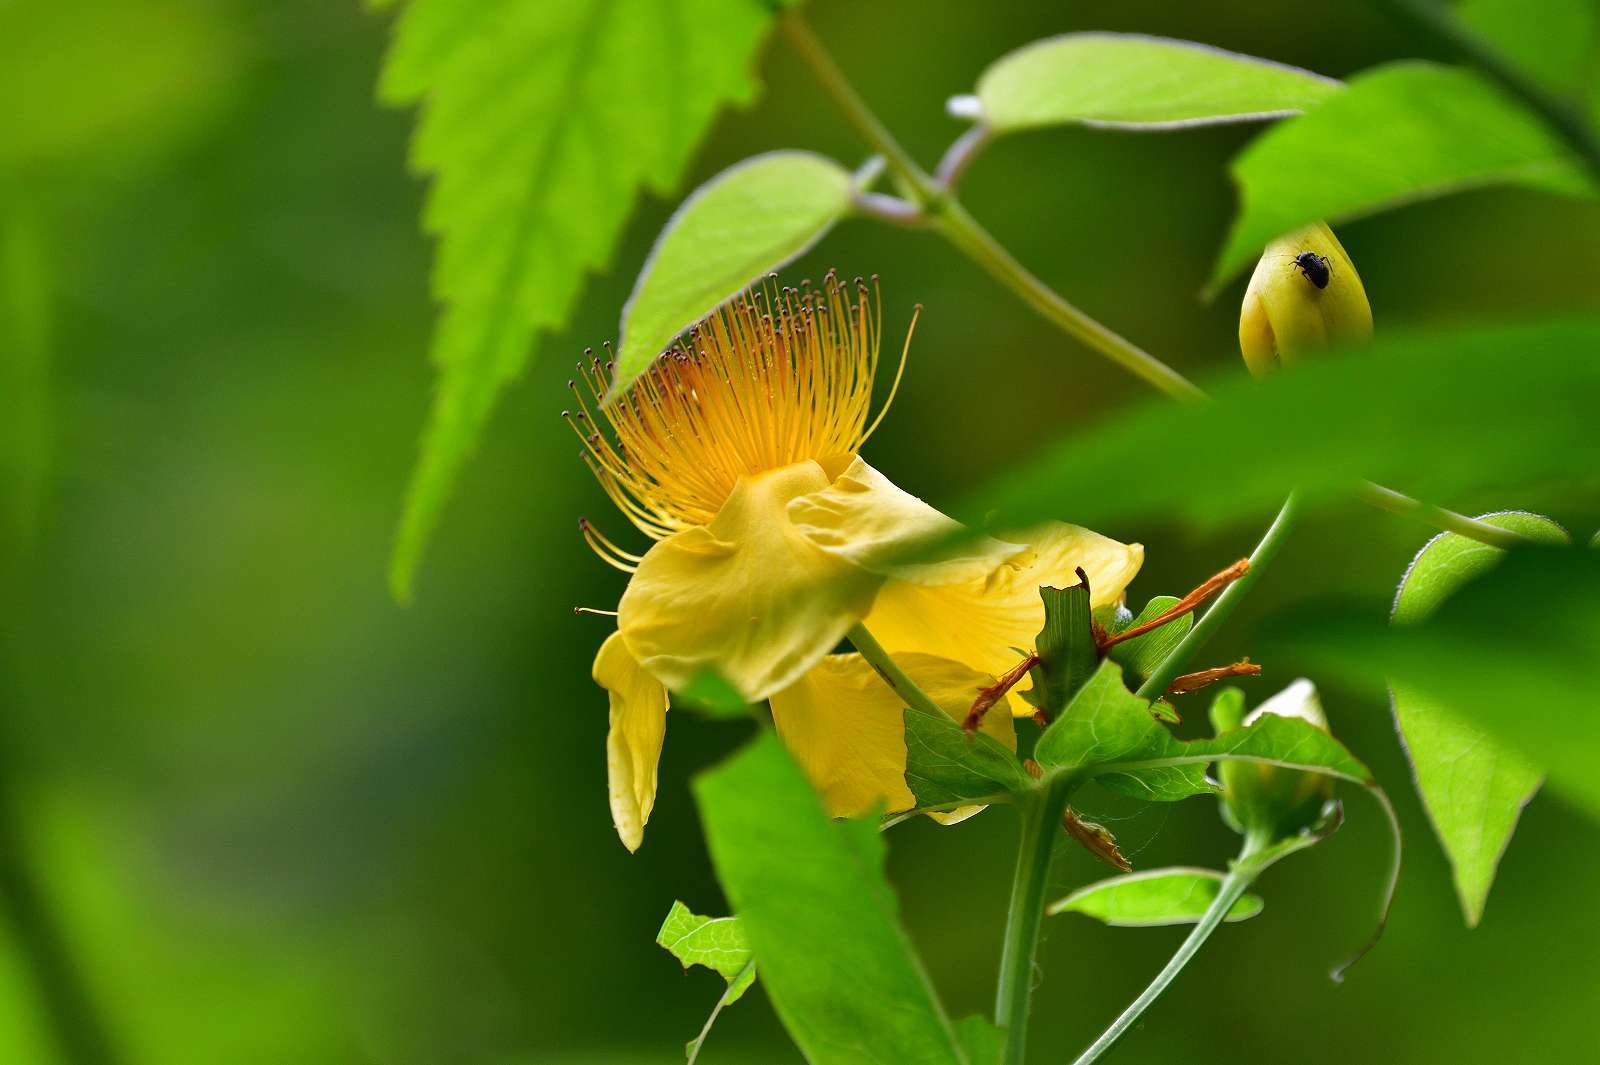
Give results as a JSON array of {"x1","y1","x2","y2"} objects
[
  {"x1": 1047, "y1": 867, "x2": 1263, "y2": 926},
  {"x1": 1393, "y1": 512, "x2": 1568, "y2": 926},
  {"x1": 657, "y1": 902, "x2": 756, "y2": 1063},
  {"x1": 694, "y1": 733, "x2": 971, "y2": 1065},
  {"x1": 1275, "y1": 546, "x2": 1600, "y2": 819},
  {"x1": 955, "y1": 319, "x2": 1600, "y2": 539},
  {"x1": 1210, "y1": 62, "x2": 1599, "y2": 289},
  {"x1": 610, "y1": 151, "x2": 857, "y2": 398},
  {"x1": 378, "y1": 0, "x2": 776, "y2": 599},
  {"x1": 954, "y1": 33, "x2": 1339, "y2": 132}
]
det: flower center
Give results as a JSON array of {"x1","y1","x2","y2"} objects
[{"x1": 569, "y1": 273, "x2": 907, "y2": 568}]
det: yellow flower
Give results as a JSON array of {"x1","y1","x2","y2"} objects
[
  {"x1": 572, "y1": 275, "x2": 1143, "y2": 850},
  {"x1": 1238, "y1": 222, "x2": 1372, "y2": 376}
]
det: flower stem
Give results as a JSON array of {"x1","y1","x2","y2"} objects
[
  {"x1": 1136, "y1": 494, "x2": 1301, "y2": 700},
  {"x1": 846, "y1": 622, "x2": 947, "y2": 720},
  {"x1": 1069, "y1": 832, "x2": 1269, "y2": 1065},
  {"x1": 996, "y1": 775, "x2": 1075, "y2": 1065}
]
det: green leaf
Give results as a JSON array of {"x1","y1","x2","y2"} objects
[
  {"x1": 902, "y1": 708, "x2": 1032, "y2": 811},
  {"x1": 1210, "y1": 62, "x2": 1599, "y2": 288},
  {"x1": 1458, "y1": 0, "x2": 1600, "y2": 102},
  {"x1": 657, "y1": 901, "x2": 755, "y2": 991},
  {"x1": 609, "y1": 151, "x2": 857, "y2": 398},
  {"x1": 1047, "y1": 867, "x2": 1264, "y2": 926},
  {"x1": 1035, "y1": 662, "x2": 1373, "y2": 802},
  {"x1": 955, "y1": 318, "x2": 1600, "y2": 539},
  {"x1": 955, "y1": 32, "x2": 1340, "y2": 133},
  {"x1": 1276, "y1": 546, "x2": 1600, "y2": 819},
  {"x1": 694, "y1": 732, "x2": 970, "y2": 1065},
  {"x1": 1021, "y1": 582, "x2": 1099, "y2": 716},
  {"x1": 1105, "y1": 596, "x2": 1193, "y2": 686},
  {"x1": 1393, "y1": 512, "x2": 1568, "y2": 926},
  {"x1": 379, "y1": 0, "x2": 776, "y2": 600},
  {"x1": 675, "y1": 668, "x2": 750, "y2": 719},
  {"x1": 953, "y1": 1016, "x2": 1004, "y2": 1065}
]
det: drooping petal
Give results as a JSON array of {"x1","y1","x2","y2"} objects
[
  {"x1": 769, "y1": 652, "x2": 1016, "y2": 819},
  {"x1": 861, "y1": 522, "x2": 1143, "y2": 707},
  {"x1": 593, "y1": 632, "x2": 669, "y2": 853},
  {"x1": 788, "y1": 456, "x2": 1024, "y2": 584},
  {"x1": 618, "y1": 461, "x2": 882, "y2": 702}
]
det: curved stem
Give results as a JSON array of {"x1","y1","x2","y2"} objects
[
  {"x1": 1069, "y1": 833, "x2": 1268, "y2": 1065},
  {"x1": 996, "y1": 775, "x2": 1075, "y2": 1065},
  {"x1": 1356, "y1": 481, "x2": 1528, "y2": 549},
  {"x1": 1136, "y1": 494, "x2": 1301, "y2": 700},
  {"x1": 847, "y1": 622, "x2": 947, "y2": 720}
]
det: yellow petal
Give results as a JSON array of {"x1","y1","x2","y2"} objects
[
  {"x1": 862, "y1": 522, "x2": 1143, "y2": 709},
  {"x1": 769, "y1": 652, "x2": 1016, "y2": 819},
  {"x1": 593, "y1": 631, "x2": 669, "y2": 853},
  {"x1": 1239, "y1": 221, "x2": 1372, "y2": 376},
  {"x1": 618, "y1": 460, "x2": 881, "y2": 702},
  {"x1": 788, "y1": 456, "x2": 1024, "y2": 584}
]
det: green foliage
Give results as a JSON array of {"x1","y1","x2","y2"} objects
[
  {"x1": 953, "y1": 1016, "x2": 1005, "y2": 1065},
  {"x1": 1104, "y1": 596, "x2": 1193, "y2": 687},
  {"x1": 955, "y1": 32, "x2": 1340, "y2": 133},
  {"x1": 1277, "y1": 546, "x2": 1600, "y2": 819},
  {"x1": 1047, "y1": 868, "x2": 1264, "y2": 926},
  {"x1": 1393, "y1": 512, "x2": 1568, "y2": 926},
  {"x1": 1021, "y1": 582, "x2": 1098, "y2": 716},
  {"x1": 956, "y1": 318, "x2": 1600, "y2": 538},
  {"x1": 1034, "y1": 662, "x2": 1372, "y2": 801},
  {"x1": 378, "y1": 0, "x2": 776, "y2": 599},
  {"x1": 1459, "y1": 0, "x2": 1600, "y2": 101},
  {"x1": 1211, "y1": 62, "x2": 1599, "y2": 287},
  {"x1": 902, "y1": 709, "x2": 1031, "y2": 812},
  {"x1": 694, "y1": 732, "x2": 972, "y2": 1065},
  {"x1": 656, "y1": 902, "x2": 756, "y2": 1062},
  {"x1": 610, "y1": 151, "x2": 857, "y2": 398}
]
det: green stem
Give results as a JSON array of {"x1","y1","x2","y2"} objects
[
  {"x1": 1356, "y1": 481, "x2": 1527, "y2": 549},
  {"x1": 1136, "y1": 494, "x2": 1301, "y2": 700},
  {"x1": 1069, "y1": 832, "x2": 1269, "y2": 1065},
  {"x1": 996, "y1": 776, "x2": 1075, "y2": 1065},
  {"x1": 847, "y1": 622, "x2": 947, "y2": 720},
  {"x1": 1375, "y1": 0, "x2": 1600, "y2": 184}
]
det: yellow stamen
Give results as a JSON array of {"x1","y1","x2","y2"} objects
[{"x1": 572, "y1": 272, "x2": 907, "y2": 555}]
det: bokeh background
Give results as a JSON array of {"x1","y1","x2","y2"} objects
[{"x1": 3, "y1": 1, "x2": 1598, "y2": 1062}]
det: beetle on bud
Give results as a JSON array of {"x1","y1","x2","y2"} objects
[{"x1": 1238, "y1": 222, "x2": 1372, "y2": 376}]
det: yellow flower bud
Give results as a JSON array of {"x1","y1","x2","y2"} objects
[{"x1": 1238, "y1": 222, "x2": 1372, "y2": 376}]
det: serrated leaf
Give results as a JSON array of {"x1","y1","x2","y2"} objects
[
  {"x1": 379, "y1": 0, "x2": 776, "y2": 599},
  {"x1": 609, "y1": 151, "x2": 857, "y2": 397},
  {"x1": 902, "y1": 708, "x2": 1032, "y2": 811},
  {"x1": 694, "y1": 732, "x2": 970, "y2": 1065},
  {"x1": 1105, "y1": 595, "x2": 1193, "y2": 686},
  {"x1": 953, "y1": 318, "x2": 1600, "y2": 540},
  {"x1": 1035, "y1": 661, "x2": 1373, "y2": 802},
  {"x1": 1047, "y1": 867, "x2": 1263, "y2": 926},
  {"x1": 1271, "y1": 546, "x2": 1600, "y2": 819},
  {"x1": 956, "y1": 33, "x2": 1339, "y2": 133},
  {"x1": 1021, "y1": 582, "x2": 1099, "y2": 716},
  {"x1": 1392, "y1": 512, "x2": 1568, "y2": 926},
  {"x1": 1210, "y1": 62, "x2": 1599, "y2": 289}
]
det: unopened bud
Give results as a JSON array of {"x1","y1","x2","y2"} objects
[
  {"x1": 1239, "y1": 222, "x2": 1372, "y2": 377},
  {"x1": 1213, "y1": 679, "x2": 1337, "y2": 839}
]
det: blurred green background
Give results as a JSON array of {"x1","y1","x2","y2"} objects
[{"x1": 2, "y1": 1, "x2": 1598, "y2": 1062}]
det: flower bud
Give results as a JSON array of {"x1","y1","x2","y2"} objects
[
  {"x1": 1238, "y1": 222, "x2": 1372, "y2": 377},
  {"x1": 1211, "y1": 679, "x2": 1337, "y2": 840}
]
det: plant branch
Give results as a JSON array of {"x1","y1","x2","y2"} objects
[
  {"x1": 1356, "y1": 481, "x2": 1529, "y2": 548},
  {"x1": 1068, "y1": 833, "x2": 1269, "y2": 1065},
  {"x1": 996, "y1": 775, "x2": 1075, "y2": 1065},
  {"x1": 847, "y1": 622, "x2": 947, "y2": 720},
  {"x1": 1374, "y1": 0, "x2": 1600, "y2": 184},
  {"x1": 935, "y1": 125, "x2": 992, "y2": 189},
  {"x1": 1136, "y1": 494, "x2": 1301, "y2": 700}
]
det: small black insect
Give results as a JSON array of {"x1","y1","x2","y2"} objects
[{"x1": 1291, "y1": 251, "x2": 1332, "y2": 289}]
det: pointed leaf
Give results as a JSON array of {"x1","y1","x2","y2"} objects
[
  {"x1": 1211, "y1": 62, "x2": 1598, "y2": 289},
  {"x1": 610, "y1": 151, "x2": 857, "y2": 397},
  {"x1": 379, "y1": 0, "x2": 777, "y2": 598},
  {"x1": 1393, "y1": 512, "x2": 1567, "y2": 926},
  {"x1": 1048, "y1": 867, "x2": 1263, "y2": 926},
  {"x1": 1022, "y1": 582, "x2": 1099, "y2": 716},
  {"x1": 957, "y1": 33, "x2": 1339, "y2": 133},
  {"x1": 694, "y1": 733, "x2": 970, "y2": 1065}
]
